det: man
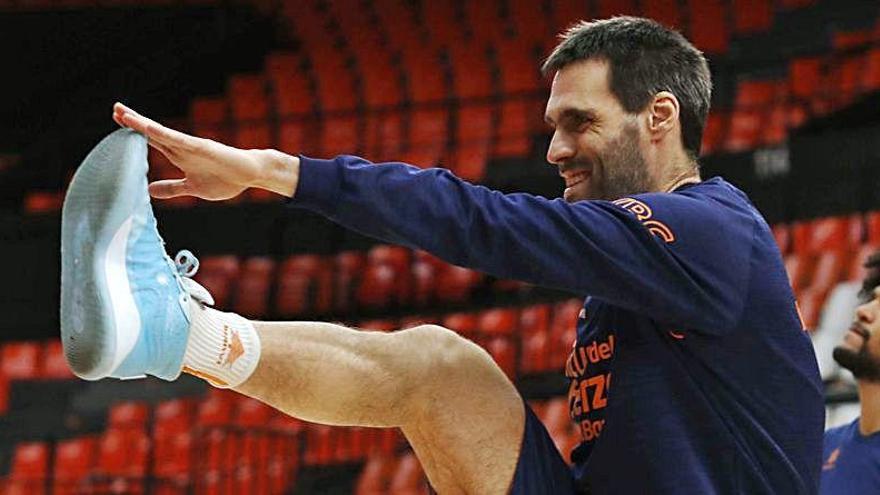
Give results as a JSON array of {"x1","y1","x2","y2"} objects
[
  {"x1": 60, "y1": 17, "x2": 823, "y2": 493},
  {"x1": 821, "y1": 252, "x2": 880, "y2": 494}
]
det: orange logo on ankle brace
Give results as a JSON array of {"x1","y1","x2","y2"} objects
[{"x1": 223, "y1": 329, "x2": 245, "y2": 367}]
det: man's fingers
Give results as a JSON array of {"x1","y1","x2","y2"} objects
[
  {"x1": 148, "y1": 178, "x2": 193, "y2": 199},
  {"x1": 114, "y1": 102, "x2": 198, "y2": 151}
]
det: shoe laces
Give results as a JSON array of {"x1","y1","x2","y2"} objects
[{"x1": 173, "y1": 249, "x2": 199, "y2": 278}]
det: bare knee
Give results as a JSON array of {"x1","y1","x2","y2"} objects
[{"x1": 395, "y1": 325, "x2": 512, "y2": 417}]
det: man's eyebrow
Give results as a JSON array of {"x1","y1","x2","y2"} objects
[{"x1": 546, "y1": 107, "x2": 598, "y2": 126}]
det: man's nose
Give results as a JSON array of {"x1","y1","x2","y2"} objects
[
  {"x1": 856, "y1": 302, "x2": 877, "y2": 325},
  {"x1": 546, "y1": 131, "x2": 575, "y2": 166}
]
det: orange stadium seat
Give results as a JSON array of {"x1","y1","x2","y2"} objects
[
  {"x1": 1, "y1": 341, "x2": 41, "y2": 379},
  {"x1": 41, "y1": 340, "x2": 74, "y2": 379},
  {"x1": 808, "y1": 216, "x2": 853, "y2": 253},
  {"x1": 359, "y1": 52, "x2": 403, "y2": 109},
  {"x1": 53, "y1": 437, "x2": 96, "y2": 495},
  {"x1": 233, "y1": 257, "x2": 275, "y2": 318},
  {"x1": 411, "y1": 252, "x2": 437, "y2": 307},
  {"x1": 478, "y1": 308, "x2": 520, "y2": 337},
  {"x1": 495, "y1": 39, "x2": 543, "y2": 96},
  {"x1": 486, "y1": 337, "x2": 518, "y2": 379},
  {"x1": 408, "y1": 107, "x2": 449, "y2": 160},
  {"x1": 373, "y1": 0, "x2": 422, "y2": 48},
  {"x1": 7, "y1": 442, "x2": 49, "y2": 495}
]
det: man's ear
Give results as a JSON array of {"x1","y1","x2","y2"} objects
[{"x1": 647, "y1": 91, "x2": 680, "y2": 140}]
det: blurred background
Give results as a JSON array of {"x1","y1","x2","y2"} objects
[{"x1": 0, "y1": 0, "x2": 879, "y2": 493}]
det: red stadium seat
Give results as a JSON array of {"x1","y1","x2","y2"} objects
[
  {"x1": 486, "y1": 337, "x2": 517, "y2": 379},
  {"x1": 1, "y1": 341, "x2": 41, "y2": 379},
  {"x1": 232, "y1": 122, "x2": 272, "y2": 151},
  {"x1": 849, "y1": 244, "x2": 880, "y2": 282},
  {"x1": 194, "y1": 255, "x2": 240, "y2": 308},
  {"x1": 448, "y1": 43, "x2": 494, "y2": 99},
  {"x1": 508, "y1": 0, "x2": 550, "y2": 44},
  {"x1": 152, "y1": 431, "x2": 192, "y2": 491},
  {"x1": 276, "y1": 254, "x2": 334, "y2": 316},
  {"x1": 334, "y1": 251, "x2": 367, "y2": 312},
  {"x1": 700, "y1": 111, "x2": 726, "y2": 156},
  {"x1": 197, "y1": 396, "x2": 235, "y2": 426},
  {"x1": 464, "y1": 1, "x2": 505, "y2": 44},
  {"x1": 520, "y1": 304, "x2": 552, "y2": 374},
  {"x1": 357, "y1": 263, "x2": 397, "y2": 309},
  {"x1": 456, "y1": 103, "x2": 495, "y2": 146},
  {"x1": 808, "y1": 216, "x2": 851, "y2": 253},
  {"x1": 320, "y1": 115, "x2": 362, "y2": 156},
  {"x1": 785, "y1": 253, "x2": 817, "y2": 293},
  {"x1": 309, "y1": 47, "x2": 359, "y2": 113},
  {"x1": 494, "y1": 98, "x2": 532, "y2": 158},
  {"x1": 868, "y1": 211, "x2": 880, "y2": 246},
  {"x1": 863, "y1": 48, "x2": 880, "y2": 92},
  {"x1": 411, "y1": 254, "x2": 437, "y2": 307},
  {"x1": 449, "y1": 143, "x2": 489, "y2": 182},
  {"x1": 409, "y1": 108, "x2": 449, "y2": 155},
  {"x1": 8, "y1": 442, "x2": 49, "y2": 495},
  {"x1": 478, "y1": 308, "x2": 519, "y2": 337},
  {"x1": 435, "y1": 264, "x2": 483, "y2": 303},
  {"x1": 236, "y1": 397, "x2": 275, "y2": 427},
  {"x1": 442, "y1": 312, "x2": 480, "y2": 340},
  {"x1": 96, "y1": 428, "x2": 150, "y2": 493},
  {"x1": 41, "y1": 340, "x2": 74, "y2": 379},
  {"x1": 154, "y1": 399, "x2": 193, "y2": 436},
  {"x1": 53, "y1": 437, "x2": 96, "y2": 495},
  {"x1": 596, "y1": 0, "x2": 639, "y2": 19},
  {"x1": 228, "y1": 74, "x2": 269, "y2": 122},
  {"x1": 108, "y1": 401, "x2": 149, "y2": 430},
  {"x1": 265, "y1": 52, "x2": 314, "y2": 116},
  {"x1": 359, "y1": 319, "x2": 399, "y2": 332},
  {"x1": 23, "y1": 191, "x2": 63, "y2": 213},
  {"x1": 190, "y1": 96, "x2": 228, "y2": 127},
  {"x1": 495, "y1": 38, "x2": 542, "y2": 93},
  {"x1": 809, "y1": 251, "x2": 848, "y2": 295},
  {"x1": 686, "y1": 0, "x2": 729, "y2": 54},
  {"x1": 356, "y1": 455, "x2": 397, "y2": 495},
  {"x1": 550, "y1": 299, "x2": 582, "y2": 362},
  {"x1": 373, "y1": 0, "x2": 422, "y2": 48},
  {"x1": 796, "y1": 286, "x2": 826, "y2": 331},
  {"x1": 550, "y1": 0, "x2": 591, "y2": 35},
  {"x1": 233, "y1": 257, "x2": 275, "y2": 318},
  {"x1": 402, "y1": 47, "x2": 449, "y2": 104},
  {"x1": 366, "y1": 111, "x2": 405, "y2": 160},
  {"x1": 772, "y1": 223, "x2": 791, "y2": 254},
  {"x1": 732, "y1": 0, "x2": 773, "y2": 33},
  {"x1": 368, "y1": 245, "x2": 412, "y2": 304},
  {"x1": 723, "y1": 109, "x2": 764, "y2": 152},
  {"x1": 422, "y1": 1, "x2": 462, "y2": 46},
  {"x1": 641, "y1": 0, "x2": 682, "y2": 30},
  {"x1": 388, "y1": 452, "x2": 427, "y2": 494}
]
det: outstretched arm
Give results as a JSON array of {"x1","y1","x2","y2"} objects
[{"x1": 115, "y1": 103, "x2": 751, "y2": 331}]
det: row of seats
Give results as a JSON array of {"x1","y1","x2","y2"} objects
[
  {"x1": 773, "y1": 213, "x2": 880, "y2": 329},
  {"x1": 191, "y1": 247, "x2": 526, "y2": 318},
  {"x1": 0, "y1": 340, "x2": 72, "y2": 414},
  {"x1": 1, "y1": 392, "x2": 302, "y2": 495},
  {"x1": 712, "y1": 23, "x2": 880, "y2": 154}
]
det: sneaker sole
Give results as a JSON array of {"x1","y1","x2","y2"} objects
[{"x1": 60, "y1": 129, "x2": 148, "y2": 380}]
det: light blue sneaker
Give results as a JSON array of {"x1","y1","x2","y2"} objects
[{"x1": 60, "y1": 129, "x2": 208, "y2": 381}]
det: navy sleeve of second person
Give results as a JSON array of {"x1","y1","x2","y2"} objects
[{"x1": 287, "y1": 155, "x2": 755, "y2": 333}]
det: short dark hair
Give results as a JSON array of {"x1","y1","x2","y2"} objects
[
  {"x1": 860, "y1": 252, "x2": 880, "y2": 301},
  {"x1": 542, "y1": 17, "x2": 712, "y2": 160}
]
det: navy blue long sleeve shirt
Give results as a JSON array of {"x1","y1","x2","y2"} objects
[{"x1": 287, "y1": 155, "x2": 824, "y2": 494}]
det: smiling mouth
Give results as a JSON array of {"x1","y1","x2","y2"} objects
[
  {"x1": 564, "y1": 170, "x2": 591, "y2": 188},
  {"x1": 850, "y1": 324, "x2": 870, "y2": 340}
]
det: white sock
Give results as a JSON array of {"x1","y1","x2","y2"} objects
[{"x1": 182, "y1": 300, "x2": 261, "y2": 389}]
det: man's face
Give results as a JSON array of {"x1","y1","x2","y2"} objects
[
  {"x1": 544, "y1": 58, "x2": 658, "y2": 203},
  {"x1": 833, "y1": 287, "x2": 880, "y2": 381}
]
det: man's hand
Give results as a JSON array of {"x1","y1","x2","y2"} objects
[{"x1": 113, "y1": 102, "x2": 299, "y2": 200}]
